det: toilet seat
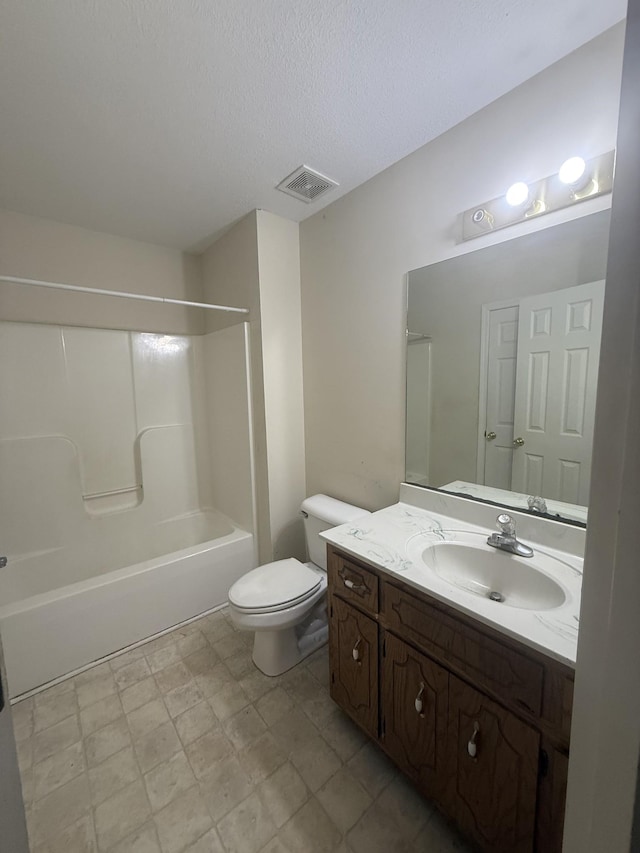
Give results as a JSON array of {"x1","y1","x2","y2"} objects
[{"x1": 228, "y1": 558, "x2": 323, "y2": 614}]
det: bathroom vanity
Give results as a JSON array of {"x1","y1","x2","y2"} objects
[{"x1": 322, "y1": 488, "x2": 583, "y2": 853}]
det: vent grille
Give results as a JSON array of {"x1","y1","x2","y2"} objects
[{"x1": 276, "y1": 165, "x2": 339, "y2": 203}]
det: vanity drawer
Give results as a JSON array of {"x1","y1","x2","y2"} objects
[
  {"x1": 383, "y1": 583, "x2": 543, "y2": 717},
  {"x1": 328, "y1": 549, "x2": 379, "y2": 614}
]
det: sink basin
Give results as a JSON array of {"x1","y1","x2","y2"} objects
[{"x1": 419, "y1": 540, "x2": 567, "y2": 610}]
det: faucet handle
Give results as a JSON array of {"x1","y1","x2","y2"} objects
[{"x1": 496, "y1": 514, "x2": 516, "y2": 536}]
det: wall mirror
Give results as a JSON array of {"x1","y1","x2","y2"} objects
[{"x1": 405, "y1": 209, "x2": 611, "y2": 525}]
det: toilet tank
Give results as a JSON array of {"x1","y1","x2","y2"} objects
[{"x1": 301, "y1": 494, "x2": 370, "y2": 570}]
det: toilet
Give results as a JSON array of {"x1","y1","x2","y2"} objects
[{"x1": 228, "y1": 494, "x2": 370, "y2": 676}]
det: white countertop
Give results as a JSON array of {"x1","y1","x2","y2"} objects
[{"x1": 321, "y1": 500, "x2": 582, "y2": 668}]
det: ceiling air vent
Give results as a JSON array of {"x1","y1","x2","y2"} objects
[{"x1": 276, "y1": 165, "x2": 339, "y2": 203}]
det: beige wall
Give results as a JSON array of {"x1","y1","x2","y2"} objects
[
  {"x1": 299, "y1": 24, "x2": 624, "y2": 512},
  {"x1": 202, "y1": 212, "x2": 271, "y2": 559},
  {"x1": 202, "y1": 211, "x2": 306, "y2": 563},
  {"x1": 0, "y1": 210, "x2": 203, "y2": 334},
  {"x1": 256, "y1": 210, "x2": 306, "y2": 561}
]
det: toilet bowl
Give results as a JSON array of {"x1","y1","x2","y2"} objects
[{"x1": 227, "y1": 494, "x2": 370, "y2": 676}]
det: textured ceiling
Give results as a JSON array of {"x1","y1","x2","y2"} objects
[{"x1": 0, "y1": 0, "x2": 626, "y2": 250}]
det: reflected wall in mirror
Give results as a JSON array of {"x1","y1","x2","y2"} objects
[{"x1": 406, "y1": 210, "x2": 611, "y2": 525}]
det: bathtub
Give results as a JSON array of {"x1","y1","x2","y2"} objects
[{"x1": 0, "y1": 510, "x2": 255, "y2": 697}]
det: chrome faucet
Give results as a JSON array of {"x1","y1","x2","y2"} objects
[
  {"x1": 487, "y1": 514, "x2": 534, "y2": 558},
  {"x1": 527, "y1": 495, "x2": 547, "y2": 514}
]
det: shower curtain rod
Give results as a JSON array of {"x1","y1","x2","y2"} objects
[{"x1": 0, "y1": 275, "x2": 249, "y2": 315}]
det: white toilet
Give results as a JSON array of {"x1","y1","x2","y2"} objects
[{"x1": 228, "y1": 494, "x2": 370, "y2": 676}]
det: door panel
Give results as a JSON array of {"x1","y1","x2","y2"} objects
[{"x1": 511, "y1": 280, "x2": 604, "y2": 503}]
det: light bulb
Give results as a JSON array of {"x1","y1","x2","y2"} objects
[
  {"x1": 559, "y1": 156, "x2": 587, "y2": 185},
  {"x1": 505, "y1": 182, "x2": 529, "y2": 207}
]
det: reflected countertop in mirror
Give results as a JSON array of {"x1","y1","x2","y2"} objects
[{"x1": 406, "y1": 209, "x2": 611, "y2": 526}]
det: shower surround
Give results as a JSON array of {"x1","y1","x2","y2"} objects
[{"x1": 0, "y1": 320, "x2": 256, "y2": 696}]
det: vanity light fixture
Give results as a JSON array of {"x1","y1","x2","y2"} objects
[
  {"x1": 461, "y1": 149, "x2": 615, "y2": 241},
  {"x1": 558, "y1": 156, "x2": 587, "y2": 186},
  {"x1": 505, "y1": 182, "x2": 530, "y2": 207}
]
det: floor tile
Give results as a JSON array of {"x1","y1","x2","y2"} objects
[
  {"x1": 89, "y1": 745, "x2": 140, "y2": 806},
  {"x1": 225, "y1": 650, "x2": 255, "y2": 680},
  {"x1": 153, "y1": 786, "x2": 212, "y2": 853},
  {"x1": 237, "y1": 733, "x2": 287, "y2": 785},
  {"x1": 114, "y1": 659, "x2": 153, "y2": 692},
  {"x1": 182, "y1": 828, "x2": 225, "y2": 852},
  {"x1": 11, "y1": 697, "x2": 35, "y2": 742},
  {"x1": 94, "y1": 778, "x2": 151, "y2": 851},
  {"x1": 133, "y1": 720, "x2": 182, "y2": 775},
  {"x1": 121, "y1": 677, "x2": 161, "y2": 715},
  {"x1": 31, "y1": 813, "x2": 96, "y2": 853},
  {"x1": 109, "y1": 820, "x2": 161, "y2": 853},
  {"x1": 289, "y1": 734, "x2": 342, "y2": 792},
  {"x1": 217, "y1": 791, "x2": 277, "y2": 853},
  {"x1": 85, "y1": 717, "x2": 132, "y2": 768},
  {"x1": 255, "y1": 688, "x2": 294, "y2": 728},
  {"x1": 223, "y1": 705, "x2": 267, "y2": 751},
  {"x1": 127, "y1": 699, "x2": 170, "y2": 740},
  {"x1": 34, "y1": 690, "x2": 78, "y2": 733},
  {"x1": 321, "y1": 710, "x2": 367, "y2": 762},
  {"x1": 33, "y1": 741, "x2": 85, "y2": 801},
  {"x1": 80, "y1": 693, "x2": 124, "y2": 736},
  {"x1": 183, "y1": 647, "x2": 220, "y2": 678},
  {"x1": 185, "y1": 729, "x2": 234, "y2": 780},
  {"x1": 347, "y1": 741, "x2": 397, "y2": 799},
  {"x1": 270, "y1": 708, "x2": 320, "y2": 757},
  {"x1": 146, "y1": 644, "x2": 181, "y2": 674},
  {"x1": 109, "y1": 646, "x2": 147, "y2": 673},
  {"x1": 174, "y1": 701, "x2": 219, "y2": 747},
  {"x1": 238, "y1": 669, "x2": 273, "y2": 703},
  {"x1": 258, "y1": 761, "x2": 308, "y2": 828},
  {"x1": 199, "y1": 753, "x2": 254, "y2": 821},
  {"x1": 316, "y1": 766, "x2": 371, "y2": 833},
  {"x1": 76, "y1": 674, "x2": 117, "y2": 710},
  {"x1": 164, "y1": 681, "x2": 203, "y2": 719},
  {"x1": 33, "y1": 715, "x2": 81, "y2": 765},
  {"x1": 213, "y1": 634, "x2": 247, "y2": 661},
  {"x1": 31, "y1": 773, "x2": 92, "y2": 847},
  {"x1": 208, "y1": 683, "x2": 249, "y2": 721},
  {"x1": 155, "y1": 662, "x2": 192, "y2": 694},
  {"x1": 144, "y1": 750, "x2": 196, "y2": 812},
  {"x1": 278, "y1": 798, "x2": 341, "y2": 853},
  {"x1": 347, "y1": 802, "x2": 416, "y2": 853},
  {"x1": 175, "y1": 630, "x2": 208, "y2": 658}
]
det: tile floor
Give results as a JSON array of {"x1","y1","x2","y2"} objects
[{"x1": 12, "y1": 608, "x2": 472, "y2": 853}]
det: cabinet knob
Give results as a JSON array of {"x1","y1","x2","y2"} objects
[
  {"x1": 414, "y1": 682, "x2": 425, "y2": 715},
  {"x1": 352, "y1": 637, "x2": 362, "y2": 662},
  {"x1": 467, "y1": 721, "x2": 480, "y2": 758}
]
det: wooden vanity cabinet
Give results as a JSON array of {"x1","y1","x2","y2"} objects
[{"x1": 327, "y1": 544, "x2": 573, "y2": 853}]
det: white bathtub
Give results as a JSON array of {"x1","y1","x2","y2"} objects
[{"x1": 0, "y1": 510, "x2": 255, "y2": 697}]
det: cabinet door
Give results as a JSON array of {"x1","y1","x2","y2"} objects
[
  {"x1": 329, "y1": 596, "x2": 378, "y2": 738},
  {"x1": 381, "y1": 633, "x2": 448, "y2": 803},
  {"x1": 448, "y1": 675, "x2": 539, "y2": 853}
]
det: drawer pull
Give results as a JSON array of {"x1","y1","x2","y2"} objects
[
  {"x1": 467, "y1": 721, "x2": 480, "y2": 758},
  {"x1": 352, "y1": 637, "x2": 362, "y2": 662},
  {"x1": 414, "y1": 682, "x2": 425, "y2": 715},
  {"x1": 343, "y1": 577, "x2": 364, "y2": 592}
]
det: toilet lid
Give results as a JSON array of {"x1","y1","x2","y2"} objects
[{"x1": 229, "y1": 558, "x2": 322, "y2": 612}]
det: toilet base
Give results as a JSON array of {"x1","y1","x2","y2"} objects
[{"x1": 251, "y1": 622, "x2": 328, "y2": 677}]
